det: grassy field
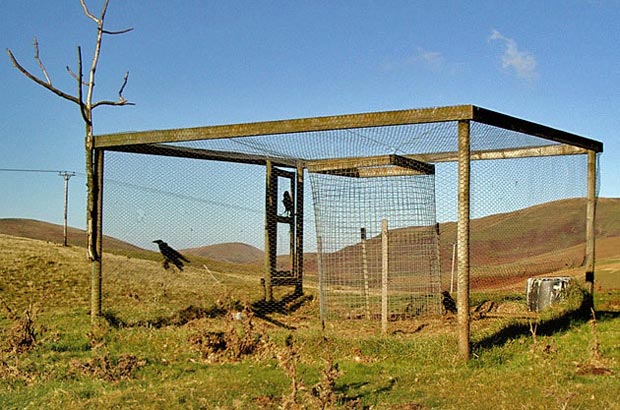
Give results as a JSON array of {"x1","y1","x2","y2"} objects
[{"x1": 1, "y1": 233, "x2": 619, "y2": 409}]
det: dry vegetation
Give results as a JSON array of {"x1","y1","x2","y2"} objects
[{"x1": 0, "y1": 230, "x2": 619, "y2": 409}]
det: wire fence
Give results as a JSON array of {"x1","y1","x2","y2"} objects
[{"x1": 97, "y1": 108, "x2": 598, "y2": 335}]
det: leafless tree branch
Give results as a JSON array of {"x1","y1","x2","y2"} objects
[
  {"x1": 81, "y1": 0, "x2": 132, "y2": 35},
  {"x1": 33, "y1": 37, "x2": 51, "y2": 85},
  {"x1": 79, "y1": 0, "x2": 101, "y2": 23},
  {"x1": 76, "y1": 46, "x2": 91, "y2": 125},
  {"x1": 66, "y1": 65, "x2": 90, "y2": 86},
  {"x1": 92, "y1": 100, "x2": 136, "y2": 108},
  {"x1": 103, "y1": 27, "x2": 134, "y2": 35},
  {"x1": 6, "y1": 48, "x2": 80, "y2": 105},
  {"x1": 9, "y1": 1, "x2": 134, "y2": 121},
  {"x1": 91, "y1": 69, "x2": 136, "y2": 108},
  {"x1": 118, "y1": 71, "x2": 129, "y2": 101}
]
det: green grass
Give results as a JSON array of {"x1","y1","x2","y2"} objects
[{"x1": 1, "y1": 234, "x2": 619, "y2": 409}]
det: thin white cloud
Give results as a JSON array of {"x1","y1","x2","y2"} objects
[
  {"x1": 378, "y1": 47, "x2": 471, "y2": 78},
  {"x1": 408, "y1": 47, "x2": 445, "y2": 72},
  {"x1": 381, "y1": 47, "x2": 446, "y2": 73},
  {"x1": 489, "y1": 29, "x2": 538, "y2": 81}
]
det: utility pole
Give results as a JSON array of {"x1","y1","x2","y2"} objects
[{"x1": 59, "y1": 171, "x2": 76, "y2": 246}]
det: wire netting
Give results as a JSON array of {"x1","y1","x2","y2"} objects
[
  {"x1": 99, "y1": 112, "x2": 599, "y2": 331},
  {"x1": 308, "y1": 162, "x2": 441, "y2": 321}
]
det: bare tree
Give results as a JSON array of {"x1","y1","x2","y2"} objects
[{"x1": 7, "y1": 0, "x2": 133, "y2": 322}]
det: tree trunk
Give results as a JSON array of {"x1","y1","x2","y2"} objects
[{"x1": 85, "y1": 124, "x2": 102, "y2": 322}]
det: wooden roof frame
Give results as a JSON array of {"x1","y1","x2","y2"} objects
[
  {"x1": 94, "y1": 105, "x2": 603, "y2": 163},
  {"x1": 306, "y1": 154, "x2": 435, "y2": 178}
]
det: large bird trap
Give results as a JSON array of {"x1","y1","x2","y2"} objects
[{"x1": 94, "y1": 105, "x2": 602, "y2": 344}]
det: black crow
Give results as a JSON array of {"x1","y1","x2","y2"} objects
[
  {"x1": 441, "y1": 291, "x2": 457, "y2": 315},
  {"x1": 282, "y1": 190, "x2": 294, "y2": 216},
  {"x1": 153, "y1": 239, "x2": 189, "y2": 271}
]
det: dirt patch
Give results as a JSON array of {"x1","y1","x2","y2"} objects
[
  {"x1": 69, "y1": 353, "x2": 146, "y2": 382},
  {"x1": 1, "y1": 301, "x2": 45, "y2": 355},
  {"x1": 188, "y1": 308, "x2": 268, "y2": 363},
  {"x1": 575, "y1": 363, "x2": 613, "y2": 376}
]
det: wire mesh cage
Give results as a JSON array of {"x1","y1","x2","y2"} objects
[
  {"x1": 95, "y1": 105, "x2": 602, "y2": 334},
  {"x1": 307, "y1": 155, "x2": 441, "y2": 321}
]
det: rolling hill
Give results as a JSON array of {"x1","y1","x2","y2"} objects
[
  {"x1": 0, "y1": 218, "x2": 142, "y2": 252},
  {"x1": 2, "y1": 198, "x2": 619, "y2": 273},
  {"x1": 183, "y1": 242, "x2": 264, "y2": 264}
]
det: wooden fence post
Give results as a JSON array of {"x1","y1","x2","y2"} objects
[
  {"x1": 457, "y1": 121, "x2": 471, "y2": 360},
  {"x1": 381, "y1": 219, "x2": 389, "y2": 335}
]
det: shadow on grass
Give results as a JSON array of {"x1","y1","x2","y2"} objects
[
  {"x1": 101, "y1": 292, "x2": 313, "y2": 330},
  {"x1": 102, "y1": 304, "x2": 227, "y2": 329},
  {"x1": 473, "y1": 296, "x2": 620, "y2": 353},
  {"x1": 338, "y1": 378, "x2": 397, "y2": 407},
  {"x1": 250, "y1": 292, "x2": 314, "y2": 330}
]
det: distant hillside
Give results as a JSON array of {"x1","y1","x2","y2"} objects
[
  {"x1": 0, "y1": 218, "x2": 142, "y2": 252},
  {"x1": 2, "y1": 198, "x2": 618, "y2": 272},
  {"x1": 315, "y1": 198, "x2": 620, "y2": 287},
  {"x1": 183, "y1": 242, "x2": 264, "y2": 264},
  {"x1": 436, "y1": 197, "x2": 620, "y2": 269}
]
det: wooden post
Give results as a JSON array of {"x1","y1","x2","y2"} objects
[
  {"x1": 295, "y1": 163, "x2": 304, "y2": 296},
  {"x1": 59, "y1": 171, "x2": 75, "y2": 247},
  {"x1": 381, "y1": 219, "x2": 389, "y2": 334},
  {"x1": 264, "y1": 160, "x2": 275, "y2": 302},
  {"x1": 90, "y1": 149, "x2": 104, "y2": 322},
  {"x1": 289, "y1": 176, "x2": 296, "y2": 286},
  {"x1": 317, "y1": 235, "x2": 326, "y2": 324},
  {"x1": 585, "y1": 150, "x2": 597, "y2": 305},
  {"x1": 361, "y1": 228, "x2": 371, "y2": 320},
  {"x1": 450, "y1": 242, "x2": 457, "y2": 293},
  {"x1": 457, "y1": 120, "x2": 471, "y2": 360}
]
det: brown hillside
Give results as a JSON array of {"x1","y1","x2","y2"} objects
[
  {"x1": 447, "y1": 197, "x2": 620, "y2": 268},
  {"x1": 318, "y1": 198, "x2": 620, "y2": 282},
  {"x1": 183, "y1": 242, "x2": 264, "y2": 264},
  {"x1": 2, "y1": 198, "x2": 618, "y2": 270},
  {"x1": 0, "y1": 218, "x2": 143, "y2": 252}
]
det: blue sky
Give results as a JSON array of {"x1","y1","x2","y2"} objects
[{"x1": 1, "y1": 0, "x2": 619, "y2": 238}]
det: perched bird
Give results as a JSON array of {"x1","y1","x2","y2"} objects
[
  {"x1": 153, "y1": 239, "x2": 190, "y2": 271},
  {"x1": 282, "y1": 190, "x2": 294, "y2": 216},
  {"x1": 441, "y1": 291, "x2": 457, "y2": 315}
]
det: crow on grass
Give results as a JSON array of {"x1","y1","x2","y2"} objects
[
  {"x1": 153, "y1": 239, "x2": 189, "y2": 271},
  {"x1": 441, "y1": 291, "x2": 457, "y2": 315}
]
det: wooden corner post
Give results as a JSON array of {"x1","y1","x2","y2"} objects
[
  {"x1": 457, "y1": 120, "x2": 471, "y2": 360},
  {"x1": 585, "y1": 150, "x2": 597, "y2": 305}
]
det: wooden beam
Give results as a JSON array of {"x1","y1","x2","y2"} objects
[
  {"x1": 95, "y1": 105, "x2": 602, "y2": 156},
  {"x1": 306, "y1": 154, "x2": 435, "y2": 178},
  {"x1": 103, "y1": 143, "x2": 298, "y2": 167},
  {"x1": 408, "y1": 144, "x2": 588, "y2": 163},
  {"x1": 94, "y1": 105, "x2": 475, "y2": 148},
  {"x1": 472, "y1": 106, "x2": 603, "y2": 153}
]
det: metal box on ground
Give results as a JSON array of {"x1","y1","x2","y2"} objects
[{"x1": 526, "y1": 277, "x2": 572, "y2": 312}]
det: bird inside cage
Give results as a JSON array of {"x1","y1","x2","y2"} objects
[
  {"x1": 153, "y1": 239, "x2": 190, "y2": 271},
  {"x1": 282, "y1": 190, "x2": 294, "y2": 216}
]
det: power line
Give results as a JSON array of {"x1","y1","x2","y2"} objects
[
  {"x1": 0, "y1": 168, "x2": 77, "y2": 174},
  {"x1": 0, "y1": 167, "x2": 78, "y2": 246}
]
